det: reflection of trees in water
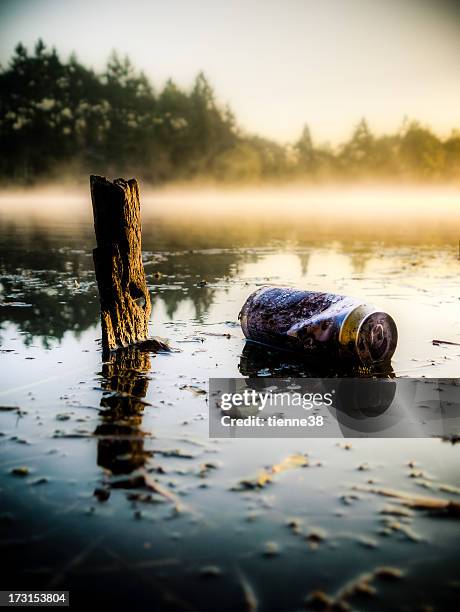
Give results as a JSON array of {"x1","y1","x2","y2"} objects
[
  {"x1": 0, "y1": 222, "x2": 99, "y2": 345},
  {"x1": 340, "y1": 244, "x2": 374, "y2": 275},
  {"x1": 298, "y1": 253, "x2": 310, "y2": 276},
  {"x1": 0, "y1": 228, "x2": 248, "y2": 342},
  {"x1": 157, "y1": 286, "x2": 217, "y2": 321},
  {"x1": 95, "y1": 347, "x2": 152, "y2": 475},
  {"x1": 0, "y1": 219, "x2": 404, "y2": 345},
  {"x1": 148, "y1": 250, "x2": 246, "y2": 320},
  {"x1": 0, "y1": 238, "x2": 380, "y2": 346},
  {"x1": 0, "y1": 222, "x2": 94, "y2": 273},
  {"x1": 0, "y1": 272, "x2": 99, "y2": 348},
  {"x1": 142, "y1": 219, "x2": 322, "y2": 250},
  {"x1": 296, "y1": 244, "x2": 376, "y2": 277}
]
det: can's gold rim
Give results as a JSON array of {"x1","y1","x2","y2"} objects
[
  {"x1": 338, "y1": 304, "x2": 378, "y2": 349},
  {"x1": 339, "y1": 304, "x2": 398, "y2": 365}
]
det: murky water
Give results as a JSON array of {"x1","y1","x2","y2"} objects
[{"x1": 1, "y1": 213, "x2": 460, "y2": 610}]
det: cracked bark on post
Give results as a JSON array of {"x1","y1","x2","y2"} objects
[{"x1": 90, "y1": 175, "x2": 152, "y2": 352}]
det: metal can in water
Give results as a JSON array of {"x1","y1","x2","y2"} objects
[{"x1": 239, "y1": 286, "x2": 398, "y2": 366}]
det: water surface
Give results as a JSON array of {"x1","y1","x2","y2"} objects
[{"x1": 1, "y1": 212, "x2": 460, "y2": 610}]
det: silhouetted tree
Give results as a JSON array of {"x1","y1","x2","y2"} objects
[
  {"x1": 338, "y1": 118, "x2": 376, "y2": 178},
  {"x1": 399, "y1": 121, "x2": 445, "y2": 179},
  {"x1": 295, "y1": 124, "x2": 317, "y2": 175}
]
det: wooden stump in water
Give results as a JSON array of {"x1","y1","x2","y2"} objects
[{"x1": 90, "y1": 175, "x2": 152, "y2": 351}]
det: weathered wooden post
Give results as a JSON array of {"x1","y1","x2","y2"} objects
[{"x1": 90, "y1": 175, "x2": 152, "y2": 351}]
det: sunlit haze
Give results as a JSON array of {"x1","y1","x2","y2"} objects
[
  {"x1": 1, "y1": 185, "x2": 459, "y2": 243},
  {"x1": 1, "y1": 0, "x2": 460, "y2": 143}
]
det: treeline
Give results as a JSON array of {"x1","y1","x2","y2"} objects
[{"x1": 1, "y1": 40, "x2": 460, "y2": 185}]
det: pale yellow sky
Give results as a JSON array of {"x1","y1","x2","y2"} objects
[{"x1": 1, "y1": 0, "x2": 460, "y2": 144}]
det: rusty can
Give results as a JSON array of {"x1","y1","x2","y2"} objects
[{"x1": 239, "y1": 286, "x2": 398, "y2": 366}]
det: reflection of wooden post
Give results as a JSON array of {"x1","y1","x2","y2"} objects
[
  {"x1": 95, "y1": 347, "x2": 151, "y2": 475},
  {"x1": 90, "y1": 175, "x2": 152, "y2": 351}
]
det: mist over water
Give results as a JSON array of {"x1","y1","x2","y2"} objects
[{"x1": 1, "y1": 185, "x2": 459, "y2": 245}]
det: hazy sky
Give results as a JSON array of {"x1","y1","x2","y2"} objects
[{"x1": 1, "y1": 0, "x2": 460, "y2": 144}]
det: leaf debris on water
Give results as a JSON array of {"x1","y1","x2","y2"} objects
[
  {"x1": 262, "y1": 541, "x2": 280, "y2": 557},
  {"x1": 232, "y1": 453, "x2": 309, "y2": 490},
  {"x1": 306, "y1": 528, "x2": 327, "y2": 550},
  {"x1": 304, "y1": 565, "x2": 404, "y2": 610},
  {"x1": 198, "y1": 331, "x2": 232, "y2": 339},
  {"x1": 380, "y1": 504, "x2": 414, "y2": 517},
  {"x1": 198, "y1": 565, "x2": 221, "y2": 578},
  {"x1": 179, "y1": 384, "x2": 207, "y2": 396},
  {"x1": 156, "y1": 448, "x2": 196, "y2": 459},
  {"x1": 10, "y1": 466, "x2": 29, "y2": 476},
  {"x1": 354, "y1": 484, "x2": 460, "y2": 517},
  {"x1": 236, "y1": 568, "x2": 258, "y2": 611},
  {"x1": 108, "y1": 470, "x2": 191, "y2": 515}
]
